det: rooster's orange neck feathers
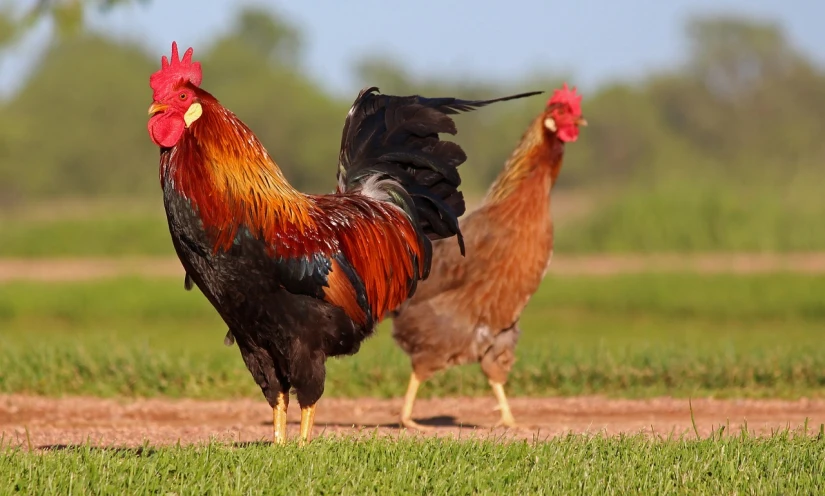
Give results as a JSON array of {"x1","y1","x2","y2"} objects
[{"x1": 162, "y1": 93, "x2": 317, "y2": 253}]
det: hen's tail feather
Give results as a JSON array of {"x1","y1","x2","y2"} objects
[{"x1": 337, "y1": 87, "x2": 543, "y2": 255}]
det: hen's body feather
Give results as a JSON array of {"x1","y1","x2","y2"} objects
[{"x1": 392, "y1": 114, "x2": 564, "y2": 385}]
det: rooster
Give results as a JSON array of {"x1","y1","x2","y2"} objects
[
  {"x1": 390, "y1": 84, "x2": 585, "y2": 429},
  {"x1": 146, "y1": 42, "x2": 540, "y2": 444}
]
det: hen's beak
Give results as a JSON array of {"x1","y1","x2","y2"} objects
[
  {"x1": 576, "y1": 117, "x2": 588, "y2": 127},
  {"x1": 148, "y1": 102, "x2": 168, "y2": 117}
]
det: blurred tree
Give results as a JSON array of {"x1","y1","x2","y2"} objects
[
  {"x1": 554, "y1": 16, "x2": 825, "y2": 252},
  {"x1": 0, "y1": 6, "x2": 349, "y2": 200},
  {"x1": 354, "y1": 56, "x2": 416, "y2": 94},
  {"x1": 644, "y1": 15, "x2": 825, "y2": 183},
  {"x1": 571, "y1": 83, "x2": 670, "y2": 184},
  {"x1": 1, "y1": 9, "x2": 824, "y2": 253},
  {"x1": 686, "y1": 16, "x2": 796, "y2": 100},
  {"x1": 0, "y1": 34, "x2": 157, "y2": 198},
  {"x1": 202, "y1": 7, "x2": 347, "y2": 192},
  {"x1": 3, "y1": 0, "x2": 147, "y2": 43},
  {"x1": 0, "y1": 8, "x2": 16, "y2": 47},
  {"x1": 233, "y1": 7, "x2": 303, "y2": 68}
]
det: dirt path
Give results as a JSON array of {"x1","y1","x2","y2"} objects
[
  {"x1": 2, "y1": 253, "x2": 825, "y2": 283},
  {"x1": 0, "y1": 258, "x2": 184, "y2": 282},
  {"x1": 1, "y1": 395, "x2": 822, "y2": 449}
]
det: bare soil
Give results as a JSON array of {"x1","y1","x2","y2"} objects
[
  {"x1": 0, "y1": 258, "x2": 183, "y2": 282},
  {"x1": 2, "y1": 253, "x2": 825, "y2": 283},
  {"x1": 1, "y1": 395, "x2": 823, "y2": 450}
]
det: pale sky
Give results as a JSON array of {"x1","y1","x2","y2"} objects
[{"x1": 1, "y1": 0, "x2": 823, "y2": 99}]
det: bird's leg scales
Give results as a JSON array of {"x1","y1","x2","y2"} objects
[
  {"x1": 299, "y1": 404, "x2": 316, "y2": 446},
  {"x1": 400, "y1": 372, "x2": 433, "y2": 431},
  {"x1": 273, "y1": 391, "x2": 288, "y2": 445},
  {"x1": 490, "y1": 381, "x2": 517, "y2": 428}
]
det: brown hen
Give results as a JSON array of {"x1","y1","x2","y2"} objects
[{"x1": 390, "y1": 84, "x2": 586, "y2": 429}]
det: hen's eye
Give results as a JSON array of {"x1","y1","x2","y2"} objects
[{"x1": 179, "y1": 93, "x2": 187, "y2": 100}]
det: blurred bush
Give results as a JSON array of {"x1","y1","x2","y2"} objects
[{"x1": 1, "y1": 5, "x2": 823, "y2": 252}]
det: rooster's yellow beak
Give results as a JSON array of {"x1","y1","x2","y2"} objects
[
  {"x1": 576, "y1": 117, "x2": 588, "y2": 127},
  {"x1": 148, "y1": 102, "x2": 168, "y2": 116}
]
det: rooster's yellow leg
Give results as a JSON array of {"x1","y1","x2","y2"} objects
[
  {"x1": 400, "y1": 372, "x2": 432, "y2": 431},
  {"x1": 490, "y1": 381, "x2": 517, "y2": 428},
  {"x1": 299, "y1": 404, "x2": 316, "y2": 446},
  {"x1": 273, "y1": 391, "x2": 289, "y2": 445}
]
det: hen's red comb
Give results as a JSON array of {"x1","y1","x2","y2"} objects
[
  {"x1": 547, "y1": 83, "x2": 582, "y2": 116},
  {"x1": 149, "y1": 41, "x2": 203, "y2": 100}
]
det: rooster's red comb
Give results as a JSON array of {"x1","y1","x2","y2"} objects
[
  {"x1": 149, "y1": 42, "x2": 203, "y2": 100},
  {"x1": 547, "y1": 83, "x2": 582, "y2": 116}
]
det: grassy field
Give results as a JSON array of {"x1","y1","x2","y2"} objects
[
  {"x1": 1, "y1": 273, "x2": 824, "y2": 400},
  {"x1": 557, "y1": 180, "x2": 825, "y2": 253},
  {"x1": 2, "y1": 432, "x2": 823, "y2": 495},
  {"x1": 4, "y1": 182, "x2": 825, "y2": 257},
  {"x1": 1, "y1": 212, "x2": 174, "y2": 258},
  {"x1": 2, "y1": 268, "x2": 824, "y2": 494}
]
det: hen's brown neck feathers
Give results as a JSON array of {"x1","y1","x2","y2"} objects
[{"x1": 484, "y1": 115, "x2": 564, "y2": 205}]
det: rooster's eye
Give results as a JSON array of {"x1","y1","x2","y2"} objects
[{"x1": 179, "y1": 93, "x2": 187, "y2": 100}]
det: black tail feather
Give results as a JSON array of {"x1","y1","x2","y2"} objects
[{"x1": 336, "y1": 87, "x2": 543, "y2": 256}]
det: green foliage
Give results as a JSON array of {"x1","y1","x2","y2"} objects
[
  {"x1": 558, "y1": 172, "x2": 825, "y2": 252},
  {"x1": 1, "y1": 214, "x2": 171, "y2": 257},
  {"x1": 1, "y1": 8, "x2": 824, "y2": 252},
  {"x1": 0, "y1": 1, "x2": 132, "y2": 51},
  {"x1": 1, "y1": 35, "x2": 157, "y2": 198},
  {"x1": 0, "y1": 199, "x2": 174, "y2": 257},
  {"x1": 202, "y1": 29, "x2": 347, "y2": 193},
  {"x1": 3, "y1": 434, "x2": 825, "y2": 495},
  {"x1": 0, "y1": 10, "x2": 16, "y2": 47},
  {"x1": 1, "y1": 274, "x2": 824, "y2": 399}
]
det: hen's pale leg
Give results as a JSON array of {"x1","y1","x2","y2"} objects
[
  {"x1": 400, "y1": 372, "x2": 433, "y2": 431},
  {"x1": 490, "y1": 381, "x2": 517, "y2": 428},
  {"x1": 299, "y1": 404, "x2": 316, "y2": 446},
  {"x1": 273, "y1": 391, "x2": 289, "y2": 444}
]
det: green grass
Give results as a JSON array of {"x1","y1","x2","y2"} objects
[
  {"x1": 2, "y1": 433, "x2": 824, "y2": 495},
  {"x1": 558, "y1": 179, "x2": 825, "y2": 253},
  {"x1": 0, "y1": 211, "x2": 173, "y2": 257},
  {"x1": 1, "y1": 273, "x2": 824, "y2": 400},
  {"x1": 5, "y1": 178, "x2": 825, "y2": 258}
]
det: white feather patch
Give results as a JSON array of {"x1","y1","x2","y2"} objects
[
  {"x1": 359, "y1": 175, "x2": 398, "y2": 202},
  {"x1": 184, "y1": 103, "x2": 203, "y2": 128}
]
